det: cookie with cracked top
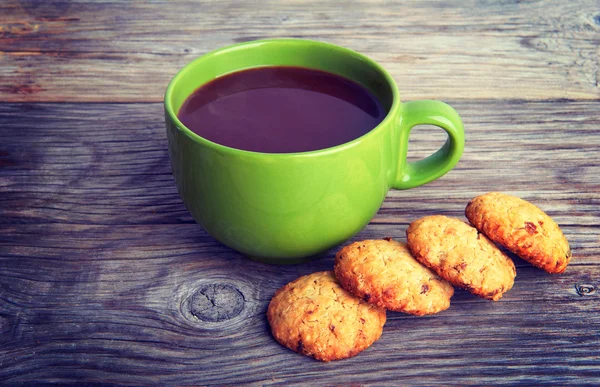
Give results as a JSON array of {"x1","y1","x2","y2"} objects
[
  {"x1": 334, "y1": 238, "x2": 454, "y2": 315},
  {"x1": 465, "y1": 192, "x2": 571, "y2": 274},
  {"x1": 267, "y1": 271, "x2": 386, "y2": 362},
  {"x1": 406, "y1": 215, "x2": 516, "y2": 301}
]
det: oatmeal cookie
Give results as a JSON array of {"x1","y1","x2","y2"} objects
[
  {"x1": 465, "y1": 192, "x2": 571, "y2": 274},
  {"x1": 406, "y1": 215, "x2": 516, "y2": 301},
  {"x1": 334, "y1": 239, "x2": 454, "y2": 315},
  {"x1": 267, "y1": 271, "x2": 386, "y2": 362}
]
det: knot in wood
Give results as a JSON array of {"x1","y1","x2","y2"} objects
[
  {"x1": 575, "y1": 284, "x2": 595, "y2": 296},
  {"x1": 189, "y1": 283, "x2": 245, "y2": 322}
]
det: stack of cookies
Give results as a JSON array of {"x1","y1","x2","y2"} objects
[{"x1": 267, "y1": 192, "x2": 571, "y2": 362}]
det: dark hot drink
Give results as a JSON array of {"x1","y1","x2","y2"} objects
[{"x1": 177, "y1": 66, "x2": 385, "y2": 153}]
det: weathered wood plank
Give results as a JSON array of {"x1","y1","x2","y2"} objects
[
  {"x1": 1, "y1": 0, "x2": 599, "y2": 102},
  {"x1": 1, "y1": 221, "x2": 599, "y2": 385},
  {"x1": 1, "y1": 220, "x2": 599, "y2": 383},
  {"x1": 1, "y1": 99, "x2": 599, "y2": 384},
  {"x1": 2, "y1": 101, "x2": 598, "y2": 225},
  {"x1": 2, "y1": 0, "x2": 600, "y2": 383}
]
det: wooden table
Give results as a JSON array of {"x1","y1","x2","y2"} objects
[{"x1": 2, "y1": 1, "x2": 599, "y2": 385}]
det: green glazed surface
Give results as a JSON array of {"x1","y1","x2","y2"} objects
[{"x1": 164, "y1": 39, "x2": 464, "y2": 263}]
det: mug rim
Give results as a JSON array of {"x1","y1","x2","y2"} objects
[{"x1": 164, "y1": 38, "x2": 400, "y2": 157}]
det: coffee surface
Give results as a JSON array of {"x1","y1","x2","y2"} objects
[{"x1": 177, "y1": 66, "x2": 385, "y2": 153}]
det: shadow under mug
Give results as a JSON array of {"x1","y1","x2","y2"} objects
[{"x1": 164, "y1": 39, "x2": 464, "y2": 264}]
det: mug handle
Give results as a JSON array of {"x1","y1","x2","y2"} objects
[{"x1": 392, "y1": 100, "x2": 465, "y2": 189}]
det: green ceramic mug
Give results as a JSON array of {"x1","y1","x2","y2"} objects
[{"x1": 165, "y1": 39, "x2": 464, "y2": 264}]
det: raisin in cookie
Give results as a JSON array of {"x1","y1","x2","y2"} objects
[
  {"x1": 267, "y1": 271, "x2": 386, "y2": 362},
  {"x1": 406, "y1": 215, "x2": 516, "y2": 301},
  {"x1": 334, "y1": 239, "x2": 454, "y2": 315},
  {"x1": 465, "y1": 192, "x2": 571, "y2": 274}
]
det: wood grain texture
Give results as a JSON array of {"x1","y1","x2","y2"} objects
[
  {"x1": 2, "y1": 0, "x2": 600, "y2": 384},
  {"x1": 1, "y1": 0, "x2": 599, "y2": 102},
  {"x1": 1, "y1": 101, "x2": 599, "y2": 385}
]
